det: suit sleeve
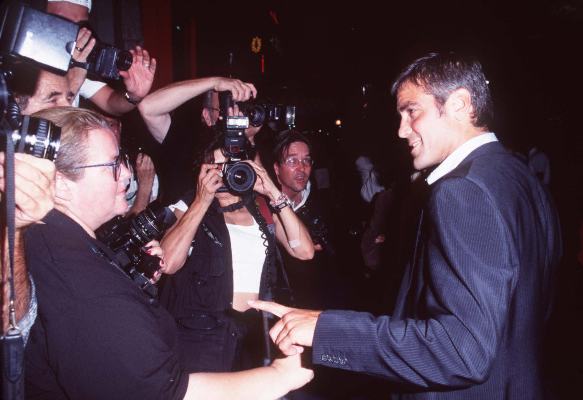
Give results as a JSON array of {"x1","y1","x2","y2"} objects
[{"x1": 312, "y1": 177, "x2": 517, "y2": 389}]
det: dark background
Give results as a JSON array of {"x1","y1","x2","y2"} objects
[
  {"x1": 156, "y1": 1, "x2": 583, "y2": 397},
  {"x1": 169, "y1": 2, "x2": 583, "y2": 397}
]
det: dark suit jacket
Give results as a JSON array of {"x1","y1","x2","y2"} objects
[{"x1": 312, "y1": 142, "x2": 562, "y2": 399}]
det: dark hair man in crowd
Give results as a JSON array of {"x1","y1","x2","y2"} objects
[
  {"x1": 23, "y1": 107, "x2": 312, "y2": 399},
  {"x1": 252, "y1": 52, "x2": 562, "y2": 399},
  {"x1": 272, "y1": 130, "x2": 336, "y2": 308}
]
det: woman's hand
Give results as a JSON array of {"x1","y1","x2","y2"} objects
[
  {"x1": 195, "y1": 163, "x2": 224, "y2": 208},
  {"x1": 143, "y1": 240, "x2": 164, "y2": 281},
  {"x1": 247, "y1": 160, "x2": 280, "y2": 200}
]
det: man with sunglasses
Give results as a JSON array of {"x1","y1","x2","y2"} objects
[{"x1": 23, "y1": 107, "x2": 312, "y2": 399}]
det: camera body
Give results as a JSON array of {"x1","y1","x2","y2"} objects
[
  {"x1": 216, "y1": 92, "x2": 257, "y2": 195},
  {"x1": 95, "y1": 202, "x2": 177, "y2": 297},
  {"x1": 219, "y1": 115, "x2": 257, "y2": 195},
  {"x1": 86, "y1": 42, "x2": 132, "y2": 81}
]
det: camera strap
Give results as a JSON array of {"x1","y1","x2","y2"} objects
[
  {"x1": 69, "y1": 60, "x2": 90, "y2": 70},
  {"x1": 89, "y1": 244, "x2": 159, "y2": 302},
  {"x1": 2, "y1": 130, "x2": 25, "y2": 400}
]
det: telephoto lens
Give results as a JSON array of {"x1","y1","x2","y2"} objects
[{"x1": 9, "y1": 117, "x2": 61, "y2": 161}]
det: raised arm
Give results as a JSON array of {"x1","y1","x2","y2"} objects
[
  {"x1": 160, "y1": 164, "x2": 223, "y2": 274},
  {"x1": 86, "y1": 46, "x2": 156, "y2": 116},
  {"x1": 126, "y1": 153, "x2": 156, "y2": 217},
  {"x1": 1, "y1": 154, "x2": 55, "y2": 331},
  {"x1": 138, "y1": 77, "x2": 257, "y2": 143},
  {"x1": 248, "y1": 161, "x2": 314, "y2": 260}
]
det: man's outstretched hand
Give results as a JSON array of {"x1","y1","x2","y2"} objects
[{"x1": 249, "y1": 300, "x2": 322, "y2": 356}]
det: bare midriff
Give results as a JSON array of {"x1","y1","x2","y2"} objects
[{"x1": 232, "y1": 292, "x2": 259, "y2": 312}]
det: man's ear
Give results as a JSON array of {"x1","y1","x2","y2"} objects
[
  {"x1": 55, "y1": 172, "x2": 73, "y2": 202},
  {"x1": 445, "y1": 88, "x2": 474, "y2": 122},
  {"x1": 273, "y1": 162, "x2": 281, "y2": 181}
]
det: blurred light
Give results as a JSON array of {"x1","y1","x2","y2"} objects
[{"x1": 335, "y1": 119, "x2": 342, "y2": 127}]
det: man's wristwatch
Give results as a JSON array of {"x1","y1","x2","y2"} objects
[
  {"x1": 269, "y1": 193, "x2": 291, "y2": 213},
  {"x1": 123, "y1": 91, "x2": 142, "y2": 105}
]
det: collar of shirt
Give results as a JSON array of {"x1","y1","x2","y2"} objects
[
  {"x1": 426, "y1": 132, "x2": 498, "y2": 186},
  {"x1": 292, "y1": 180, "x2": 311, "y2": 211}
]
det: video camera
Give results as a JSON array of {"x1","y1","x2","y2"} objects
[
  {"x1": 0, "y1": 2, "x2": 131, "y2": 80},
  {"x1": 217, "y1": 91, "x2": 257, "y2": 195},
  {"x1": 95, "y1": 202, "x2": 177, "y2": 298}
]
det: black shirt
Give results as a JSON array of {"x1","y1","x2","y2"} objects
[{"x1": 24, "y1": 210, "x2": 188, "y2": 400}]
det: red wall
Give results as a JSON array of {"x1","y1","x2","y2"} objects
[{"x1": 140, "y1": 0, "x2": 173, "y2": 90}]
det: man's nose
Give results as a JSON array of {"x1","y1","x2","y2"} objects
[
  {"x1": 119, "y1": 161, "x2": 132, "y2": 181},
  {"x1": 398, "y1": 118, "x2": 411, "y2": 139},
  {"x1": 56, "y1": 97, "x2": 70, "y2": 107}
]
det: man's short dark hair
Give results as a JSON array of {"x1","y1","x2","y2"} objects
[
  {"x1": 391, "y1": 52, "x2": 493, "y2": 128},
  {"x1": 273, "y1": 130, "x2": 312, "y2": 164}
]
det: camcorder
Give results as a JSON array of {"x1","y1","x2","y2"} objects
[
  {"x1": 217, "y1": 91, "x2": 257, "y2": 195},
  {"x1": 0, "y1": 2, "x2": 131, "y2": 80},
  {"x1": 95, "y1": 202, "x2": 177, "y2": 298}
]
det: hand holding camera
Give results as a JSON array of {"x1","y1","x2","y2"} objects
[
  {"x1": 195, "y1": 163, "x2": 224, "y2": 208},
  {"x1": 213, "y1": 77, "x2": 256, "y2": 102},
  {"x1": 245, "y1": 160, "x2": 279, "y2": 200},
  {"x1": 119, "y1": 46, "x2": 156, "y2": 102},
  {"x1": 0, "y1": 153, "x2": 55, "y2": 228}
]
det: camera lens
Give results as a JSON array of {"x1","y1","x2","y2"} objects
[
  {"x1": 11, "y1": 117, "x2": 61, "y2": 161},
  {"x1": 246, "y1": 105, "x2": 266, "y2": 127},
  {"x1": 224, "y1": 162, "x2": 256, "y2": 194},
  {"x1": 116, "y1": 50, "x2": 133, "y2": 71}
]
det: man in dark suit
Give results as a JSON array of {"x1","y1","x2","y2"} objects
[{"x1": 251, "y1": 52, "x2": 562, "y2": 399}]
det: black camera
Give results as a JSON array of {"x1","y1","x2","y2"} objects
[
  {"x1": 85, "y1": 42, "x2": 132, "y2": 81},
  {"x1": 1, "y1": 68, "x2": 61, "y2": 161},
  {"x1": 219, "y1": 115, "x2": 257, "y2": 195},
  {"x1": 217, "y1": 92, "x2": 257, "y2": 195},
  {"x1": 238, "y1": 102, "x2": 296, "y2": 128},
  {"x1": 95, "y1": 202, "x2": 177, "y2": 297},
  {"x1": 296, "y1": 206, "x2": 334, "y2": 256}
]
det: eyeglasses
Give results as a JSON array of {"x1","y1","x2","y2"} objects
[
  {"x1": 72, "y1": 153, "x2": 130, "y2": 181},
  {"x1": 283, "y1": 157, "x2": 313, "y2": 168}
]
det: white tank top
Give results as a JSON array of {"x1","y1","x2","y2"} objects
[{"x1": 227, "y1": 220, "x2": 266, "y2": 293}]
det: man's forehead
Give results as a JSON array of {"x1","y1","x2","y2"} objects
[
  {"x1": 396, "y1": 82, "x2": 430, "y2": 109},
  {"x1": 284, "y1": 141, "x2": 310, "y2": 155},
  {"x1": 35, "y1": 72, "x2": 69, "y2": 96}
]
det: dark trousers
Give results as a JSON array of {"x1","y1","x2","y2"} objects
[{"x1": 175, "y1": 308, "x2": 265, "y2": 373}]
